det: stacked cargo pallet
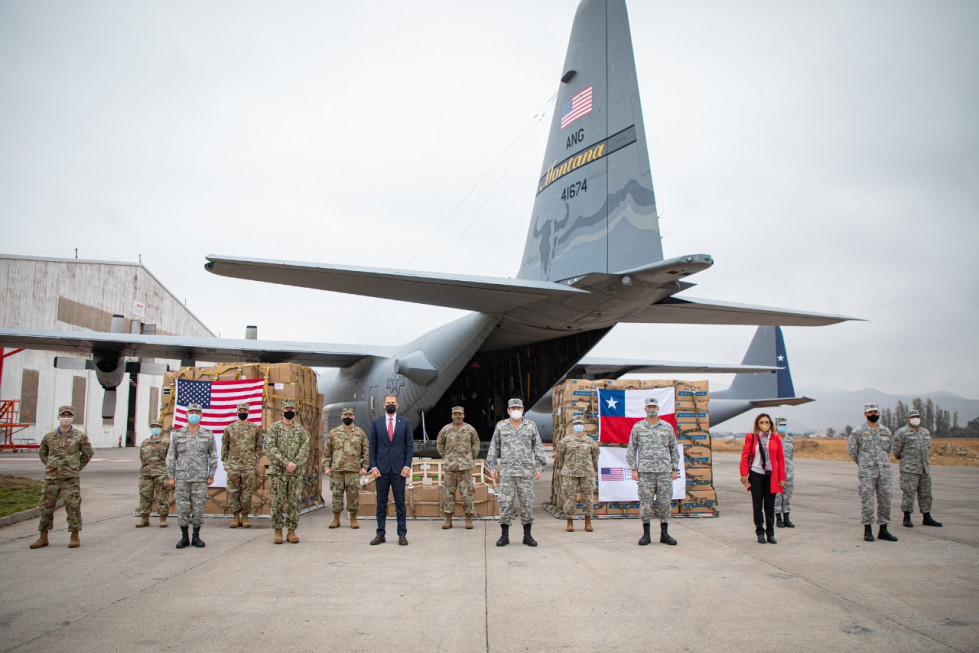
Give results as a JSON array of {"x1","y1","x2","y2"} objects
[
  {"x1": 356, "y1": 458, "x2": 499, "y2": 519},
  {"x1": 157, "y1": 362, "x2": 325, "y2": 517},
  {"x1": 548, "y1": 378, "x2": 717, "y2": 518}
]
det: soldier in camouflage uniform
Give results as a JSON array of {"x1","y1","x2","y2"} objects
[
  {"x1": 487, "y1": 398, "x2": 546, "y2": 547},
  {"x1": 554, "y1": 416, "x2": 599, "y2": 533},
  {"x1": 626, "y1": 397, "x2": 679, "y2": 546},
  {"x1": 166, "y1": 403, "x2": 218, "y2": 549},
  {"x1": 136, "y1": 418, "x2": 170, "y2": 528},
  {"x1": 30, "y1": 405, "x2": 93, "y2": 549},
  {"x1": 774, "y1": 417, "x2": 796, "y2": 528},
  {"x1": 323, "y1": 406, "x2": 368, "y2": 529},
  {"x1": 266, "y1": 399, "x2": 310, "y2": 544},
  {"x1": 847, "y1": 402, "x2": 898, "y2": 542},
  {"x1": 893, "y1": 409, "x2": 942, "y2": 528},
  {"x1": 436, "y1": 406, "x2": 481, "y2": 530},
  {"x1": 222, "y1": 401, "x2": 263, "y2": 529}
]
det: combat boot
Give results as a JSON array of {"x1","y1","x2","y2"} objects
[
  {"x1": 783, "y1": 513, "x2": 795, "y2": 528},
  {"x1": 584, "y1": 516, "x2": 593, "y2": 532},
  {"x1": 230, "y1": 512, "x2": 240, "y2": 528},
  {"x1": 136, "y1": 515, "x2": 150, "y2": 528},
  {"x1": 660, "y1": 522, "x2": 677, "y2": 546},
  {"x1": 176, "y1": 526, "x2": 190, "y2": 549},
  {"x1": 273, "y1": 528, "x2": 283, "y2": 544},
  {"x1": 863, "y1": 525, "x2": 875, "y2": 542},
  {"x1": 877, "y1": 524, "x2": 898, "y2": 542},
  {"x1": 922, "y1": 513, "x2": 943, "y2": 527},
  {"x1": 496, "y1": 524, "x2": 509, "y2": 547},
  {"x1": 287, "y1": 529, "x2": 299, "y2": 544},
  {"x1": 903, "y1": 511, "x2": 913, "y2": 527},
  {"x1": 68, "y1": 531, "x2": 80, "y2": 548},
  {"x1": 29, "y1": 531, "x2": 49, "y2": 549},
  {"x1": 329, "y1": 512, "x2": 341, "y2": 528},
  {"x1": 522, "y1": 524, "x2": 537, "y2": 547},
  {"x1": 159, "y1": 514, "x2": 168, "y2": 528},
  {"x1": 776, "y1": 513, "x2": 784, "y2": 528},
  {"x1": 349, "y1": 512, "x2": 359, "y2": 529},
  {"x1": 442, "y1": 513, "x2": 453, "y2": 529},
  {"x1": 191, "y1": 527, "x2": 205, "y2": 548},
  {"x1": 239, "y1": 513, "x2": 250, "y2": 528},
  {"x1": 639, "y1": 522, "x2": 651, "y2": 546},
  {"x1": 464, "y1": 515, "x2": 473, "y2": 529},
  {"x1": 566, "y1": 518, "x2": 574, "y2": 532}
]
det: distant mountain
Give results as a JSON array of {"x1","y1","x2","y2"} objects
[{"x1": 711, "y1": 388, "x2": 979, "y2": 435}]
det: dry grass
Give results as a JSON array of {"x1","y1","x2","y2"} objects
[
  {"x1": 711, "y1": 437, "x2": 979, "y2": 467},
  {"x1": 0, "y1": 474, "x2": 43, "y2": 517}
]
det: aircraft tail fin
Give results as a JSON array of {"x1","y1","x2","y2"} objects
[
  {"x1": 714, "y1": 326, "x2": 796, "y2": 400},
  {"x1": 518, "y1": 0, "x2": 663, "y2": 282}
]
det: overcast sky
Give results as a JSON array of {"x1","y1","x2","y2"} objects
[{"x1": 2, "y1": 0, "x2": 977, "y2": 401}]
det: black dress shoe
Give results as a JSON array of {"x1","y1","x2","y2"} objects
[
  {"x1": 766, "y1": 533, "x2": 777, "y2": 544},
  {"x1": 398, "y1": 536, "x2": 408, "y2": 546},
  {"x1": 370, "y1": 535, "x2": 386, "y2": 545},
  {"x1": 757, "y1": 533, "x2": 766, "y2": 544}
]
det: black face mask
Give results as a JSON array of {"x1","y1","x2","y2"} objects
[
  {"x1": 867, "y1": 414, "x2": 880, "y2": 423},
  {"x1": 283, "y1": 411, "x2": 296, "y2": 420},
  {"x1": 342, "y1": 417, "x2": 353, "y2": 426},
  {"x1": 237, "y1": 413, "x2": 248, "y2": 421},
  {"x1": 384, "y1": 404, "x2": 397, "y2": 415}
]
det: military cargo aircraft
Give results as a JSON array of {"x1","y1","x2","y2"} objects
[{"x1": 0, "y1": 0, "x2": 850, "y2": 444}]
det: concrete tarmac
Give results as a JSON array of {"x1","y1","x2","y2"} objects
[{"x1": 0, "y1": 448, "x2": 976, "y2": 652}]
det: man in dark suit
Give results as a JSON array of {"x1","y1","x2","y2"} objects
[{"x1": 368, "y1": 393, "x2": 414, "y2": 545}]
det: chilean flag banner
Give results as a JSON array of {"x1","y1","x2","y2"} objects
[{"x1": 597, "y1": 387, "x2": 676, "y2": 444}]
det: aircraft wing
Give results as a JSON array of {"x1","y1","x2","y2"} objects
[
  {"x1": 747, "y1": 397, "x2": 815, "y2": 408},
  {"x1": 629, "y1": 297, "x2": 857, "y2": 327},
  {"x1": 567, "y1": 357, "x2": 779, "y2": 379},
  {"x1": 0, "y1": 328, "x2": 389, "y2": 368},
  {"x1": 204, "y1": 255, "x2": 587, "y2": 314}
]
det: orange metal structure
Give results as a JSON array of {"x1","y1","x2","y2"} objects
[{"x1": 0, "y1": 399, "x2": 33, "y2": 452}]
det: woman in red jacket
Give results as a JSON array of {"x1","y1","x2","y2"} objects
[{"x1": 740, "y1": 413, "x2": 786, "y2": 544}]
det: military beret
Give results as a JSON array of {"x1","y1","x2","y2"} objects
[
  {"x1": 507, "y1": 398, "x2": 523, "y2": 408},
  {"x1": 863, "y1": 403, "x2": 880, "y2": 413},
  {"x1": 341, "y1": 406, "x2": 355, "y2": 415},
  {"x1": 150, "y1": 418, "x2": 163, "y2": 427},
  {"x1": 186, "y1": 403, "x2": 203, "y2": 412},
  {"x1": 907, "y1": 409, "x2": 920, "y2": 418},
  {"x1": 282, "y1": 399, "x2": 297, "y2": 409},
  {"x1": 644, "y1": 396, "x2": 659, "y2": 408},
  {"x1": 58, "y1": 405, "x2": 74, "y2": 416},
  {"x1": 236, "y1": 401, "x2": 251, "y2": 410},
  {"x1": 451, "y1": 406, "x2": 465, "y2": 414}
]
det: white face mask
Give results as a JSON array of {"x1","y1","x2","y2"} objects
[
  {"x1": 909, "y1": 417, "x2": 921, "y2": 426},
  {"x1": 59, "y1": 416, "x2": 73, "y2": 427},
  {"x1": 573, "y1": 424, "x2": 584, "y2": 433},
  {"x1": 509, "y1": 409, "x2": 523, "y2": 420}
]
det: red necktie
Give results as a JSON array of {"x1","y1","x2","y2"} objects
[{"x1": 388, "y1": 417, "x2": 394, "y2": 442}]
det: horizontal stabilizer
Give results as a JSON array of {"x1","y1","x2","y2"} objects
[
  {"x1": 749, "y1": 397, "x2": 815, "y2": 408},
  {"x1": 205, "y1": 255, "x2": 586, "y2": 313},
  {"x1": 0, "y1": 328, "x2": 388, "y2": 368},
  {"x1": 567, "y1": 357, "x2": 779, "y2": 379},
  {"x1": 629, "y1": 296, "x2": 857, "y2": 327}
]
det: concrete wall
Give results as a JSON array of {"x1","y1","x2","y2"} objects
[{"x1": 1, "y1": 255, "x2": 215, "y2": 448}]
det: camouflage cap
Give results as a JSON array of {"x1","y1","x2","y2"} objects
[
  {"x1": 341, "y1": 406, "x2": 355, "y2": 415},
  {"x1": 775, "y1": 417, "x2": 787, "y2": 426},
  {"x1": 58, "y1": 405, "x2": 74, "y2": 415},
  {"x1": 863, "y1": 403, "x2": 880, "y2": 413},
  {"x1": 571, "y1": 416, "x2": 585, "y2": 425},
  {"x1": 187, "y1": 403, "x2": 203, "y2": 413},
  {"x1": 236, "y1": 401, "x2": 251, "y2": 410},
  {"x1": 150, "y1": 418, "x2": 163, "y2": 427},
  {"x1": 644, "y1": 396, "x2": 659, "y2": 408},
  {"x1": 451, "y1": 406, "x2": 465, "y2": 414},
  {"x1": 282, "y1": 399, "x2": 297, "y2": 409},
  {"x1": 907, "y1": 409, "x2": 920, "y2": 418},
  {"x1": 507, "y1": 398, "x2": 523, "y2": 408}
]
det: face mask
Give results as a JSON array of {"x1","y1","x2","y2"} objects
[
  {"x1": 238, "y1": 413, "x2": 248, "y2": 421},
  {"x1": 342, "y1": 417, "x2": 353, "y2": 426},
  {"x1": 385, "y1": 404, "x2": 397, "y2": 415},
  {"x1": 283, "y1": 411, "x2": 296, "y2": 420},
  {"x1": 777, "y1": 425, "x2": 787, "y2": 434},
  {"x1": 58, "y1": 416, "x2": 73, "y2": 427},
  {"x1": 909, "y1": 417, "x2": 921, "y2": 426},
  {"x1": 645, "y1": 409, "x2": 658, "y2": 418},
  {"x1": 867, "y1": 414, "x2": 880, "y2": 423},
  {"x1": 758, "y1": 423, "x2": 771, "y2": 432},
  {"x1": 188, "y1": 414, "x2": 202, "y2": 425},
  {"x1": 573, "y1": 424, "x2": 584, "y2": 433},
  {"x1": 509, "y1": 409, "x2": 523, "y2": 420},
  {"x1": 151, "y1": 427, "x2": 162, "y2": 436},
  {"x1": 452, "y1": 416, "x2": 464, "y2": 424}
]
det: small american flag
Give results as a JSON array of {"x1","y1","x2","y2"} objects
[
  {"x1": 173, "y1": 378, "x2": 265, "y2": 437},
  {"x1": 600, "y1": 466, "x2": 626, "y2": 481},
  {"x1": 561, "y1": 85, "x2": 593, "y2": 129}
]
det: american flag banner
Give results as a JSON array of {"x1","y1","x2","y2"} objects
[
  {"x1": 600, "y1": 467, "x2": 626, "y2": 482},
  {"x1": 173, "y1": 378, "x2": 265, "y2": 487},
  {"x1": 560, "y1": 85, "x2": 593, "y2": 129},
  {"x1": 597, "y1": 445, "x2": 686, "y2": 502}
]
